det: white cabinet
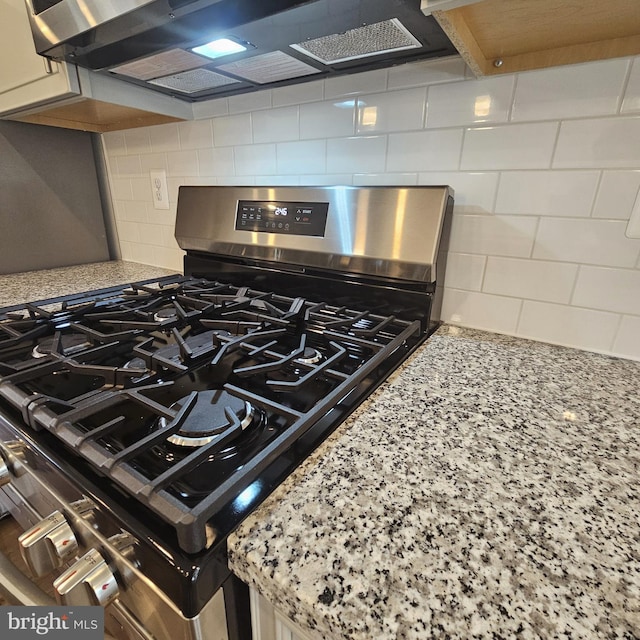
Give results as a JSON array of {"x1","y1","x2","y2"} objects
[
  {"x1": 0, "y1": 0, "x2": 80, "y2": 115},
  {"x1": 0, "y1": 0, "x2": 192, "y2": 130},
  {"x1": 250, "y1": 587, "x2": 319, "y2": 640}
]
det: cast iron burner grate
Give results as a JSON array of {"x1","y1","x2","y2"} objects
[{"x1": 0, "y1": 276, "x2": 422, "y2": 552}]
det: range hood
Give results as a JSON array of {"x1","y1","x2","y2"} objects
[{"x1": 26, "y1": 0, "x2": 458, "y2": 102}]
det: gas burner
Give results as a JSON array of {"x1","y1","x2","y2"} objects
[
  {"x1": 32, "y1": 333, "x2": 90, "y2": 359},
  {"x1": 154, "y1": 308, "x2": 178, "y2": 323},
  {"x1": 123, "y1": 357, "x2": 147, "y2": 370},
  {"x1": 295, "y1": 347, "x2": 323, "y2": 365},
  {"x1": 161, "y1": 390, "x2": 256, "y2": 448}
]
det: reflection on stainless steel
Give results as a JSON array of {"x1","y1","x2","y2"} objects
[
  {"x1": 26, "y1": 0, "x2": 158, "y2": 48},
  {"x1": 175, "y1": 185, "x2": 451, "y2": 283},
  {"x1": 0, "y1": 424, "x2": 229, "y2": 639}
]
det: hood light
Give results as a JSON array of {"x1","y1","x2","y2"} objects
[{"x1": 191, "y1": 38, "x2": 248, "y2": 60}]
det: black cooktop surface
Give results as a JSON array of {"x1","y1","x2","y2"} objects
[{"x1": 0, "y1": 275, "x2": 423, "y2": 554}]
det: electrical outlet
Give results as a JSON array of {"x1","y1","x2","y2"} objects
[{"x1": 150, "y1": 170, "x2": 170, "y2": 210}]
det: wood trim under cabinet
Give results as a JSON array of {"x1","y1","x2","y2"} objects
[
  {"x1": 433, "y1": 0, "x2": 640, "y2": 76},
  {"x1": 12, "y1": 97, "x2": 185, "y2": 132}
]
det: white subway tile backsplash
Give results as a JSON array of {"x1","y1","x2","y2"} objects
[
  {"x1": 197, "y1": 147, "x2": 234, "y2": 176},
  {"x1": 572, "y1": 266, "x2": 640, "y2": 315},
  {"x1": 533, "y1": 218, "x2": 640, "y2": 267},
  {"x1": 299, "y1": 101, "x2": 355, "y2": 139},
  {"x1": 495, "y1": 171, "x2": 599, "y2": 216},
  {"x1": 217, "y1": 176, "x2": 256, "y2": 186},
  {"x1": 177, "y1": 120, "x2": 213, "y2": 150},
  {"x1": 517, "y1": 301, "x2": 620, "y2": 353},
  {"x1": 191, "y1": 97, "x2": 228, "y2": 119},
  {"x1": 212, "y1": 114, "x2": 252, "y2": 147},
  {"x1": 110, "y1": 178, "x2": 133, "y2": 200},
  {"x1": 387, "y1": 56, "x2": 467, "y2": 89},
  {"x1": 353, "y1": 173, "x2": 418, "y2": 186},
  {"x1": 252, "y1": 106, "x2": 299, "y2": 143},
  {"x1": 443, "y1": 253, "x2": 486, "y2": 291},
  {"x1": 153, "y1": 246, "x2": 185, "y2": 272},
  {"x1": 483, "y1": 257, "x2": 578, "y2": 303},
  {"x1": 144, "y1": 205, "x2": 175, "y2": 227},
  {"x1": 167, "y1": 150, "x2": 198, "y2": 176},
  {"x1": 324, "y1": 69, "x2": 388, "y2": 98},
  {"x1": 461, "y1": 122, "x2": 558, "y2": 170},
  {"x1": 441, "y1": 289, "x2": 522, "y2": 333},
  {"x1": 127, "y1": 243, "x2": 157, "y2": 267},
  {"x1": 426, "y1": 76, "x2": 515, "y2": 128},
  {"x1": 621, "y1": 57, "x2": 640, "y2": 114},
  {"x1": 123, "y1": 129, "x2": 151, "y2": 154},
  {"x1": 448, "y1": 214, "x2": 538, "y2": 257},
  {"x1": 148, "y1": 123, "x2": 180, "y2": 153},
  {"x1": 612, "y1": 315, "x2": 640, "y2": 360},
  {"x1": 228, "y1": 90, "x2": 271, "y2": 113},
  {"x1": 130, "y1": 178, "x2": 150, "y2": 201},
  {"x1": 298, "y1": 174, "x2": 354, "y2": 186},
  {"x1": 103, "y1": 132, "x2": 126, "y2": 156},
  {"x1": 181, "y1": 176, "x2": 217, "y2": 186},
  {"x1": 592, "y1": 171, "x2": 640, "y2": 219},
  {"x1": 272, "y1": 80, "x2": 324, "y2": 107},
  {"x1": 357, "y1": 88, "x2": 426, "y2": 134},
  {"x1": 276, "y1": 140, "x2": 326, "y2": 175},
  {"x1": 326, "y1": 136, "x2": 387, "y2": 174},
  {"x1": 116, "y1": 220, "x2": 141, "y2": 243},
  {"x1": 115, "y1": 155, "x2": 143, "y2": 177},
  {"x1": 161, "y1": 226, "x2": 181, "y2": 250},
  {"x1": 553, "y1": 116, "x2": 640, "y2": 168},
  {"x1": 387, "y1": 129, "x2": 463, "y2": 172},
  {"x1": 254, "y1": 175, "x2": 300, "y2": 186},
  {"x1": 118, "y1": 240, "x2": 136, "y2": 261},
  {"x1": 419, "y1": 171, "x2": 498, "y2": 213},
  {"x1": 139, "y1": 153, "x2": 168, "y2": 173},
  {"x1": 233, "y1": 143, "x2": 277, "y2": 176},
  {"x1": 140, "y1": 223, "x2": 165, "y2": 247},
  {"x1": 512, "y1": 59, "x2": 630, "y2": 122},
  {"x1": 103, "y1": 55, "x2": 640, "y2": 361}
]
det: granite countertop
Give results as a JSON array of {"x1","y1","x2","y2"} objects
[
  {"x1": 228, "y1": 325, "x2": 640, "y2": 639},
  {"x1": 0, "y1": 261, "x2": 178, "y2": 308}
]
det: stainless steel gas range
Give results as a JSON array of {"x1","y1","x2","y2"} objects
[{"x1": 0, "y1": 185, "x2": 453, "y2": 639}]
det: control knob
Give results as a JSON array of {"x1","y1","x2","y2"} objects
[
  {"x1": 0, "y1": 440, "x2": 26, "y2": 482},
  {"x1": 18, "y1": 498, "x2": 96, "y2": 577},
  {"x1": 19, "y1": 511, "x2": 79, "y2": 577},
  {"x1": 53, "y1": 533, "x2": 135, "y2": 607},
  {"x1": 54, "y1": 548, "x2": 119, "y2": 607}
]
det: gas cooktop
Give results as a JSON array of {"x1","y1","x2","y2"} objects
[{"x1": 0, "y1": 185, "x2": 453, "y2": 640}]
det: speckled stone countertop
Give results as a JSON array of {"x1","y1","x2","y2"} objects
[
  {"x1": 0, "y1": 261, "x2": 178, "y2": 308},
  {"x1": 228, "y1": 325, "x2": 640, "y2": 639}
]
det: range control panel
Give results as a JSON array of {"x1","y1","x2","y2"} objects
[{"x1": 235, "y1": 200, "x2": 329, "y2": 236}]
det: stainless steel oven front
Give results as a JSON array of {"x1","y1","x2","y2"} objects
[{"x1": 0, "y1": 421, "x2": 230, "y2": 640}]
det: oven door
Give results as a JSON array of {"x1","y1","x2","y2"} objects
[{"x1": 0, "y1": 419, "x2": 231, "y2": 640}]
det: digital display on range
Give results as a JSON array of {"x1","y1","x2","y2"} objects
[{"x1": 235, "y1": 200, "x2": 329, "y2": 236}]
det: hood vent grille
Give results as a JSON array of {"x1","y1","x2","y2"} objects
[
  {"x1": 290, "y1": 19, "x2": 422, "y2": 64},
  {"x1": 217, "y1": 52, "x2": 321, "y2": 85},
  {"x1": 149, "y1": 69, "x2": 241, "y2": 93}
]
